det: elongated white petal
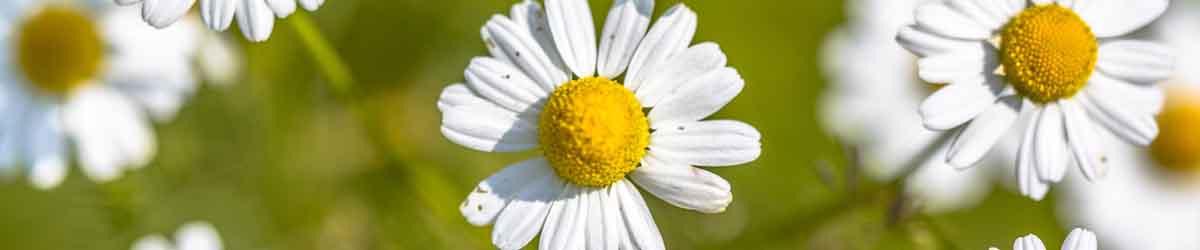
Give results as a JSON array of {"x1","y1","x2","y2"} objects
[
  {"x1": 597, "y1": 0, "x2": 653, "y2": 78},
  {"x1": 1060, "y1": 99, "x2": 1107, "y2": 181},
  {"x1": 1017, "y1": 108, "x2": 1050, "y2": 201},
  {"x1": 540, "y1": 186, "x2": 587, "y2": 250},
  {"x1": 464, "y1": 57, "x2": 548, "y2": 113},
  {"x1": 510, "y1": 0, "x2": 569, "y2": 82},
  {"x1": 492, "y1": 174, "x2": 564, "y2": 250},
  {"x1": 1033, "y1": 103, "x2": 1069, "y2": 182},
  {"x1": 264, "y1": 0, "x2": 297, "y2": 18},
  {"x1": 484, "y1": 16, "x2": 569, "y2": 91},
  {"x1": 461, "y1": 158, "x2": 554, "y2": 226},
  {"x1": 437, "y1": 83, "x2": 490, "y2": 112},
  {"x1": 648, "y1": 67, "x2": 743, "y2": 125},
  {"x1": 1097, "y1": 41, "x2": 1174, "y2": 84},
  {"x1": 1062, "y1": 228, "x2": 1098, "y2": 250},
  {"x1": 584, "y1": 188, "x2": 620, "y2": 250},
  {"x1": 200, "y1": 0, "x2": 236, "y2": 31},
  {"x1": 299, "y1": 0, "x2": 323, "y2": 11},
  {"x1": 132, "y1": 235, "x2": 172, "y2": 250},
  {"x1": 916, "y1": 46, "x2": 989, "y2": 84},
  {"x1": 141, "y1": 0, "x2": 196, "y2": 28},
  {"x1": 920, "y1": 76, "x2": 999, "y2": 130},
  {"x1": 947, "y1": 0, "x2": 1008, "y2": 30},
  {"x1": 177, "y1": 221, "x2": 223, "y2": 250},
  {"x1": 649, "y1": 120, "x2": 761, "y2": 167},
  {"x1": 1086, "y1": 73, "x2": 1163, "y2": 114},
  {"x1": 631, "y1": 156, "x2": 731, "y2": 213},
  {"x1": 26, "y1": 106, "x2": 66, "y2": 190},
  {"x1": 614, "y1": 180, "x2": 665, "y2": 250},
  {"x1": 64, "y1": 86, "x2": 157, "y2": 183},
  {"x1": 625, "y1": 4, "x2": 696, "y2": 92},
  {"x1": 1071, "y1": 0, "x2": 1167, "y2": 37},
  {"x1": 1080, "y1": 82, "x2": 1158, "y2": 145},
  {"x1": 235, "y1": 0, "x2": 276, "y2": 42},
  {"x1": 1014, "y1": 234, "x2": 1047, "y2": 250},
  {"x1": 546, "y1": 0, "x2": 597, "y2": 77},
  {"x1": 947, "y1": 97, "x2": 1020, "y2": 168},
  {"x1": 915, "y1": 3, "x2": 991, "y2": 40},
  {"x1": 636, "y1": 42, "x2": 727, "y2": 107},
  {"x1": 895, "y1": 26, "x2": 979, "y2": 57},
  {"x1": 440, "y1": 102, "x2": 538, "y2": 152}
]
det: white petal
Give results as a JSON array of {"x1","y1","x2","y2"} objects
[
  {"x1": 540, "y1": 186, "x2": 587, "y2": 250},
  {"x1": 1017, "y1": 110, "x2": 1051, "y2": 201},
  {"x1": 461, "y1": 158, "x2": 554, "y2": 226},
  {"x1": 464, "y1": 57, "x2": 549, "y2": 113},
  {"x1": 1071, "y1": 0, "x2": 1168, "y2": 37},
  {"x1": 177, "y1": 221, "x2": 223, "y2": 250},
  {"x1": 1060, "y1": 99, "x2": 1108, "y2": 181},
  {"x1": 298, "y1": 0, "x2": 323, "y2": 11},
  {"x1": 946, "y1": 0, "x2": 1009, "y2": 30},
  {"x1": 1085, "y1": 73, "x2": 1163, "y2": 114},
  {"x1": 630, "y1": 156, "x2": 731, "y2": 213},
  {"x1": 647, "y1": 67, "x2": 743, "y2": 125},
  {"x1": 584, "y1": 187, "x2": 620, "y2": 250},
  {"x1": 131, "y1": 235, "x2": 172, "y2": 250},
  {"x1": 116, "y1": 0, "x2": 145, "y2": 6},
  {"x1": 1000, "y1": 0, "x2": 1028, "y2": 17},
  {"x1": 635, "y1": 42, "x2": 727, "y2": 107},
  {"x1": 613, "y1": 180, "x2": 664, "y2": 250},
  {"x1": 1033, "y1": 103, "x2": 1069, "y2": 183},
  {"x1": 895, "y1": 26, "x2": 979, "y2": 57},
  {"x1": 1097, "y1": 41, "x2": 1174, "y2": 84},
  {"x1": 597, "y1": 0, "x2": 653, "y2": 78},
  {"x1": 264, "y1": 0, "x2": 297, "y2": 18},
  {"x1": 1080, "y1": 81, "x2": 1158, "y2": 145},
  {"x1": 510, "y1": 0, "x2": 569, "y2": 82},
  {"x1": 915, "y1": 3, "x2": 992, "y2": 40},
  {"x1": 1014, "y1": 234, "x2": 1048, "y2": 250},
  {"x1": 25, "y1": 105, "x2": 67, "y2": 189},
  {"x1": 916, "y1": 45, "x2": 990, "y2": 84},
  {"x1": 437, "y1": 83, "x2": 490, "y2": 112},
  {"x1": 64, "y1": 86, "x2": 157, "y2": 183},
  {"x1": 492, "y1": 173, "x2": 564, "y2": 250},
  {"x1": 200, "y1": 0, "x2": 236, "y2": 31},
  {"x1": 920, "y1": 76, "x2": 1000, "y2": 130},
  {"x1": 625, "y1": 4, "x2": 696, "y2": 92},
  {"x1": 235, "y1": 0, "x2": 276, "y2": 42},
  {"x1": 141, "y1": 0, "x2": 197, "y2": 28},
  {"x1": 545, "y1": 0, "x2": 597, "y2": 77},
  {"x1": 440, "y1": 101, "x2": 538, "y2": 152},
  {"x1": 947, "y1": 97, "x2": 1020, "y2": 168},
  {"x1": 484, "y1": 15, "x2": 569, "y2": 91},
  {"x1": 649, "y1": 120, "x2": 761, "y2": 167},
  {"x1": 1062, "y1": 228, "x2": 1098, "y2": 250}
]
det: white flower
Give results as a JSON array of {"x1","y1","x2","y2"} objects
[
  {"x1": 989, "y1": 228, "x2": 1098, "y2": 250},
  {"x1": 1058, "y1": 4, "x2": 1200, "y2": 249},
  {"x1": 821, "y1": 0, "x2": 991, "y2": 213},
  {"x1": 113, "y1": 0, "x2": 325, "y2": 42},
  {"x1": 896, "y1": 0, "x2": 1174, "y2": 200},
  {"x1": 0, "y1": 2, "x2": 202, "y2": 189},
  {"x1": 439, "y1": 0, "x2": 761, "y2": 249},
  {"x1": 132, "y1": 221, "x2": 224, "y2": 250}
]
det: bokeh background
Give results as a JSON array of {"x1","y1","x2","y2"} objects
[{"x1": 1, "y1": 0, "x2": 1088, "y2": 249}]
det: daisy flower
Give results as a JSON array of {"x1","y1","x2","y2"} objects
[
  {"x1": 896, "y1": 0, "x2": 1174, "y2": 200},
  {"x1": 0, "y1": 2, "x2": 203, "y2": 189},
  {"x1": 989, "y1": 228, "x2": 1098, "y2": 250},
  {"x1": 821, "y1": 0, "x2": 991, "y2": 213},
  {"x1": 132, "y1": 221, "x2": 224, "y2": 250},
  {"x1": 438, "y1": 0, "x2": 761, "y2": 249},
  {"x1": 1059, "y1": 5, "x2": 1200, "y2": 249},
  {"x1": 113, "y1": 0, "x2": 325, "y2": 42}
]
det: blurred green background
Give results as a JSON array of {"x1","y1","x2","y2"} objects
[{"x1": 0, "y1": 0, "x2": 1067, "y2": 249}]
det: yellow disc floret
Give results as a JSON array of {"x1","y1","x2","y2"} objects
[
  {"x1": 539, "y1": 77, "x2": 649, "y2": 187},
  {"x1": 1000, "y1": 4, "x2": 1097, "y2": 103},
  {"x1": 1150, "y1": 90, "x2": 1200, "y2": 173},
  {"x1": 15, "y1": 6, "x2": 103, "y2": 95}
]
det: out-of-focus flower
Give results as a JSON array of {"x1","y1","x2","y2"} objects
[
  {"x1": 0, "y1": 2, "x2": 203, "y2": 189},
  {"x1": 988, "y1": 228, "x2": 1098, "y2": 250},
  {"x1": 896, "y1": 0, "x2": 1173, "y2": 200},
  {"x1": 820, "y1": 0, "x2": 991, "y2": 213},
  {"x1": 114, "y1": 0, "x2": 325, "y2": 42},
  {"x1": 1059, "y1": 4, "x2": 1200, "y2": 249},
  {"x1": 439, "y1": 0, "x2": 761, "y2": 249},
  {"x1": 132, "y1": 221, "x2": 224, "y2": 250}
]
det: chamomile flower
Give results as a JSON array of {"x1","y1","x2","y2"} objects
[
  {"x1": 989, "y1": 228, "x2": 1098, "y2": 250},
  {"x1": 132, "y1": 221, "x2": 223, "y2": 250},
  {"x1": 114, "y1": 0, "x2": 325, "y2": 42},
  {"x1": 439, "y1": 0, "x2": 761, "y2": 249},
  {"x1": 896, "y1": 0, "x2": 1174, "y2": 200},
  {"x1": 0, "y1": 2, "x2": 202, "y2": 189},
  {"x1": 821, "y1": 0, "x2": 991, "y2": 213},
  {"x1": 1059, "y1": 5, "x2": 1200, "y2": 249}
]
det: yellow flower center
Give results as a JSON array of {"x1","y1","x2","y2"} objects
[
  {"x1": 539, "y1": 77, "x2": 649, "y2": 187},
  {"x1": 15, "y1": 6, "x2": 103, "y2": 96},
  {"x1": 999, "y1": 5, "x2": 1097, "y2": 103},
  {"x1": 1150, "y1": 90, "x2": 1200, "y2": 173}
]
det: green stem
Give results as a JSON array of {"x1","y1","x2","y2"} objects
[{"x1": 290, "y1": 11, "x2": 355, "y2": 96}]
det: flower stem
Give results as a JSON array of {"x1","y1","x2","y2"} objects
[{"x1": 290, "y1": 11, "x2": 354, "y2": 96}]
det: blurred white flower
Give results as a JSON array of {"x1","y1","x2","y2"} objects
[
  {"x1": 1058, "y1": 4, "x2": 1200, "y2": 249},
  {"x1": 821, "y1": 0, "x2": 991, "y2": 213},
  {"x1": 114, "y1": 0, "x2": 325, "y2": 42},
  {"x1": 0, "y1": 2, "x2": 202, "y2": 189},
  {"x1": 132, "y1": 221, "x2": 224, "y2": 250},
  {"x1": 896, "y1": 0, "x2": 1173, "y2": 200},
  {"x1": 988, "y1": 228, "x2": 1098, "y2": 250},
  {"x1": 440, "y1": 0, "x2": 761, "y2": 249}
]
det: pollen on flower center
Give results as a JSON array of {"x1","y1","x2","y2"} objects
[
  {"x1": 15, "y1": 6, "x2": 104, "y2": 96},
  {"x1": 1150, "y1": 90, "x2": 1200, "y2": 173},
  {"x1": 1000, "y1": 4, "x2": 1097, "y2": 103},
  {"x1": 539, "y1": 77, "x2": 649, "y2": 187}
]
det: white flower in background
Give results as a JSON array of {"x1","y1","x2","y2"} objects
[
  {"x1": 132, "y1": 221, "x2": 224, "y2": 250},
  {"x1": 0, "y1": 2, "x2": 202, "y2": 189},
  {"x1": 821, "y1": 0, "x2": 991, "y2": 213},
  {"x1": 439, "y1": 0, "x2": 761, "y2": 249},
  {"x1": 896, "y1": 0, "x2": 1174, "y2": 200},
  {"x1": 114, "y1": 0, "x2": 325, "y2": 42},
  {"x1": 1059, "y1": 4, "x2": 1200, "y2": 249},
  {"x1": 988, "y1": 228, "x2": 1098, "y2": 250}
]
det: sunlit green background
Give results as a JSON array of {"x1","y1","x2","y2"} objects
[{"x1": 0, "y1": 0, "x2": 1067, "y2": 249}]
